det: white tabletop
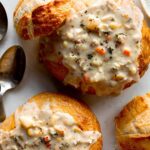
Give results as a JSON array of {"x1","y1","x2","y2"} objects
[{"x1": 0, "y1": 0, "x2": 150, "y2": 149}]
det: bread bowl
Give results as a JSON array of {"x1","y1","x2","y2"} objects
[
  {"x1": 0, "y1": 92, "x2": 102, "y2": 149},
  {"x1": 39, "y1": 0, "x2": 150, "y2": 96},
  {"x1": 13, "y1": 0, "x2": 96, "y2": 40},
  {"x1": 115, "y1": 93, "x2": 150, "y2": 150}
]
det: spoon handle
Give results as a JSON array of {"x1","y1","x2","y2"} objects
[{"x1": 0, "y1": 97, "x2": 6, "y2": 122}]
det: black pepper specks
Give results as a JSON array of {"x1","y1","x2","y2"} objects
[
  {"x1": 87, "y1": 54, "x2": 93, "y2": 59},
  {"x1": 103, "y1": 31, "x2": 111, "y2": 36},
  {"x1": 108, "y1": 47, "x2": 114, "y2": 54},
  {"x1": 80, "y1": 23, "x2": 85, "y2": 28},
  {"x1": 84, "y1": 10, "x2": 88, "y2": 14},
  {"x1": 100, "y1": 43, "x2": 104, "y2": 46},
  {"x1": 109, "y1": 56, "x2": 113, "y2": 60},
  {"x1": 111, "y1": 18, "x2": 115, "y2": 21}
]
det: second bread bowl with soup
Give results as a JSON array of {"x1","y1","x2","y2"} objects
[{"x1": 0, "y1": 93, "x2": 102, "y2": 149}]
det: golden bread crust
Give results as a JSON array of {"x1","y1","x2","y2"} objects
[
  {"x1": 14, "y1": 0, "x2": 71, "y2": 39},
  {"x1": 115, "y1": 93, "x2": 150, "y2": 150},
  {"x1": 14, "y1": 0, "x2": 95, "y2": 40},
  {"x1": 0, "y1": 93, "x2": 102, "y2": 150},
  {"x1": 139, "y1": 22, "x2": 150, "y2": 77}
]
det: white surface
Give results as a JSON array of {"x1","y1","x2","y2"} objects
[
  {"x1": 0, "y1": 0, "x2": 150, "y2": 150},
  {"x1": 140, "y1": 0, "x2": 150, "y2": 17}
]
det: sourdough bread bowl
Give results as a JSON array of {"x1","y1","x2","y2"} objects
[
  {"x1": 115, "y1": 93, "x2": 150, "y2": 150},
  {"x1": 14, "y1": 0, "x2": 150, "y2": 96},
  {"x1": 0, "y1": 93, "x2": 102, "y2": 149},
  {"x1": 39, "y1": 0, "x2": 150, "y2": 96}
]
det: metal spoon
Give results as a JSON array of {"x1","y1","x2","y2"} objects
[
  {"x1": 0, "y1": 46, "x2": 26, "y2": 122},
  {"x1": 0, "y1": 2, "x2": 8, "y2": 41}
]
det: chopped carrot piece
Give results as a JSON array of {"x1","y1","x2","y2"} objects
[
  {"x1": 96, "y1": 47, "x2": 106, "y2": 55},
  {"x1": 83, "y1": 73, "x2": 90, "y2": 82},
  {"x1": 123, "y1": 49, "x2": 131, "y2": 56}
]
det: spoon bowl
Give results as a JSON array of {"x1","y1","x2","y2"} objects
[
  {"x1": 0, "y1": 46, "x2": 26, "y2": 121},
  {"x1": 0, "y1": 2, "x2": 8, "y2": 41}
]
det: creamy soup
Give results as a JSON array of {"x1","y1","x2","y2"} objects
[
  {"x1": 0, "y1": 102, "x2": 100, "y2": 149},
  {"x1": 41, "y1": 0, "x2": 143, "y2": 95}
]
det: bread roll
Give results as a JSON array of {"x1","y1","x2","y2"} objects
[
  {"x1": 14, "y1": 0, "x2": 96, "y2": 40},
  {"x1": 39, "y1": 0, "x2": 150, "y2": 96},
  {"x1": 115, "y1": 93, "x2": 150, "y2": 150},
  {"x1": 0, "y1": 93, "x2": 102, "y2": 149}
]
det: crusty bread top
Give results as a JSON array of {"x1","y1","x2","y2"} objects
[
  {"x1": 14, "y1": 0, "x2": 72, "y2": 39},
  {"x1": 115, "y1": 93, "x2": 150, "y2": 137},
  {"x1": 13, "y1": 0, "x2": 96, "y2": 40},
  {"x1": 115, "y1": 93, "x2": 150, "y2": 150},
  {"x1": 0, "y1": 93, "x2": 102, "y2": 150}
]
